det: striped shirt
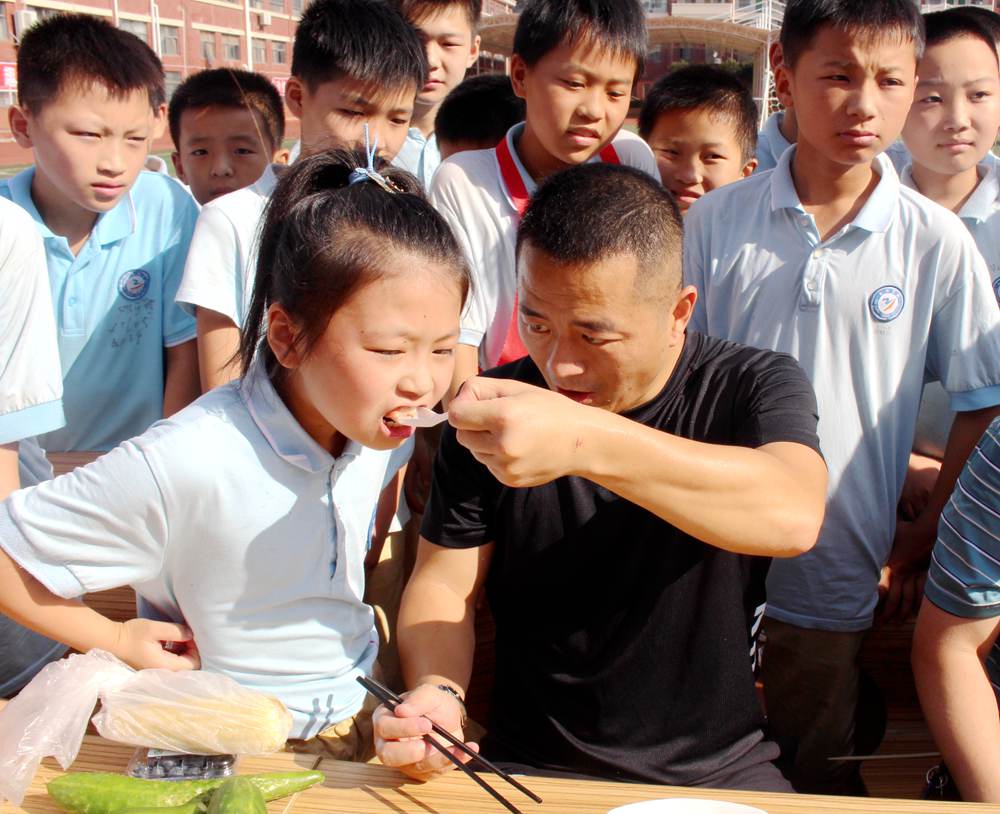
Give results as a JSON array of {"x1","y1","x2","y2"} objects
[{"x1": 926, "y1": 415, "x2": 1000, "y2": 701}]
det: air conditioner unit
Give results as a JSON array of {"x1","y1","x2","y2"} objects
[
  {"x1": 13, "y1": 9, "x2": 39, "y2": 36},
  {"x1": 258, "y1": 11, "x2": 272, "y2": 25}
]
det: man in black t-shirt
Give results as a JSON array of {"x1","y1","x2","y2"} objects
[{"x1": 373, "y1": 164, "x2": 828, "y2": 791}]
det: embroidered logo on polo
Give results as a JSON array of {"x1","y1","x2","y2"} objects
[
  {"x1": 992, "y1": 276, "x2": 1000, "y2": 307},
  {"x1": 869, "y1": 285, "x2": 905, "y2": 322},
  {"x1": 118, "y1": 269, "x2": 150, "y2": 301}
]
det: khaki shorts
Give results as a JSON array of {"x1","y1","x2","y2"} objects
[{"x1": 284, "y1": 666, "x2": 382, "y2": 762}]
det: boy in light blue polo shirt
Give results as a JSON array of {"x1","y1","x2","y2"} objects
[
  {"x1": 684, "y1": 0, "x2": 1000, "y2": 796},
  {"x1": 391, "y1": 0, "x2": 481, "y2": 190},
  {"x1": 755, "y1": 110, "x2": 794, "y2": 173},
  {"x1": 3, "y1": 15, "x2": 199, "y2": 470},
  {"x1": 899, "y1": 10, "x2": 1000, "y2": 471}
]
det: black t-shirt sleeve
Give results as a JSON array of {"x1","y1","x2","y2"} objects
[
  {"x1": 733, "y1": 351, "x2": 823, "y2": 455},
  {"x1": 420, "y1": 422, "x2": 500, "y2": 549}
]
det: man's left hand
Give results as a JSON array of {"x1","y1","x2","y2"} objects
[{"x1": 447, "y1": 377, "x2": 595, "y2": 487}]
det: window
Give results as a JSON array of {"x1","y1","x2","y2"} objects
[
  {"x1": 270, "y1": 0, "x2": 284, "y2": 10},
  {"x1": 252, "y1": 38, "x2": 266, "y2": 64},
  {"x1": 26, "y1": 6, "x2": 59, "y2": 21},
  {"x1": 119, "y1": 19, "x2": 148, "y2": 43},
  {"x1": 0, "y1": 11, "x2": 9, "y2": 40},
  {"x1": 250, "y1": 0, "x2": 263, "y2": 6},
  {"x1": 164, "y1": 70, "x2": 182, "y2": 101},
  {"x1": 200, "y1": 31, "x2": 216, "y2": 61},
  {"x1": 291, "y1": 0, "x2": 303, "y2": 14},
  {"x1": 160, "y1": 24, "x2": 180, "y2": 56},
  {"x1": 222, "y1": 34, "x2": 240, "y2": 61},
  {"x1": 272, "y1": 40, "x2": 286, "y2": 64}
]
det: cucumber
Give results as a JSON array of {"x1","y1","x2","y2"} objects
[
  {"x1": 248, "y1": 770, "x2": 324, "y2": 800},
  {"x1": 48, "y1": 775, "x2": 219, "y2": 814},
  {"x1": 48, "y1": 770, "x2": 325, "y2": 814},
  {"x1": 206, "y1": 778, "x2": 265, "y2": 814}
]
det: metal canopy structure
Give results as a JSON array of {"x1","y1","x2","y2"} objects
[{"x1": 479, "y1": 14, "x2": 770, "y2": 55}]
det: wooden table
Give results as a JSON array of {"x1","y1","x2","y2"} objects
[{"x1": 2, "y1": 736, "x2": 997, "y2": 814}]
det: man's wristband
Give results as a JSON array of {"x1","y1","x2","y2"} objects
[{"x1": 433, "y1": 683, "x2": 468, "y2": 724}]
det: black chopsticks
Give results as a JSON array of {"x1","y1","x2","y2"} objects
[{"x1": 357, "y1": 675, "x2": 542, "y2": 813}]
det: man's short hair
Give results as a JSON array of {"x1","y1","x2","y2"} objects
[
  {"x1": 517, "y1": 163, "x2": 683, "y2": 295},
  {"x1": 779, "y1": 0, "x2": 925, "y2": 70},
  {"x1": 394, "y1": 0, "x2": 482, "y2": 27},
  {"x1": 16, "y1": 13, "x2": 164, "y2": 113},
  {"x1": 513, "y1": 0, "x2": 647, "y2": 78},
  {"x1": 435, "y1": 74, "x2": 525, "y2": 147},
  {"x1": 638, "y1": 65, "x2": 758, "y2": 162},
  {"x1": 924, "y1": 8, "x2": 999, "y2": 60},
  {"x1": 168, "y1": 69, "x2": 286, "y2": 151},
  {"x1": 292, "y1": 0, "x2": 427, "y2": 93}
]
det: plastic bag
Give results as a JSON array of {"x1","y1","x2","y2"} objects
[
  {"x1": 0, "y1": 650, "x2": 130, "y2": 804},
  {"x1": 0, "y1": 650, "x2": 292, "y2": 805},
  {"x1": 93, "y1": 668, "x2": 292, "y2": 755}
]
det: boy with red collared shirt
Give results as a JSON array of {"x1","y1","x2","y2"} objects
[{"x1": 430, "y1": 0, "x2": 658, "y2": 398}]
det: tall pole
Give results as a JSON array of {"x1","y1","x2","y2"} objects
[{"x1": 244, "y1": 0, "x2": 254, "y2": 69}]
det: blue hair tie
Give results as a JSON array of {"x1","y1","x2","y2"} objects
[{"x1": 348, "y1": 123, "x2": 397, "y2": 193}]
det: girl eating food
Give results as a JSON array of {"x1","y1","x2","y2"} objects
[{"x1": 0, "y1": 148, "x2": 469, "y2": 758}]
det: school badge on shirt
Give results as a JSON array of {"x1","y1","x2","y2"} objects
[
  {"x1": 992, "y1": 274, "x2": 1000, "y2": 307},
  {"x1": 118, "y1": 269, "x2": 151, "y2": 301},
  {"x1": 869, "y1": 285, "x2": 905, "y2": 323}
]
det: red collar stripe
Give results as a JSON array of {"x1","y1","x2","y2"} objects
[{"x1": 493, "y1": 137, "x2": 622, "y2": 367}]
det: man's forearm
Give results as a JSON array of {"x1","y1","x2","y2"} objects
[
  {"x1": 397, "y1": 579, "x2": 477, "y2": 696},
  {"x1": 583, "y1": 410, "x2": 826, "y2": 557}
]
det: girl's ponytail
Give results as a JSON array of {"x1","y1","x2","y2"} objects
[{"x1": 239, "y1": 148, "x2": 468, "y2": 382}]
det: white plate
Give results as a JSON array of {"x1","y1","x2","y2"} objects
[{"x1": 607, "y1": 800, "x2": 767, "y2": 814}]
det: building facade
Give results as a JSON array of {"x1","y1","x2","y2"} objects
[
  {"x1": 0, "y1": 0, "x2": 994, "y2": 161},
  {"x1": 0, "y1": 0, "x2": 515, "y2": 161},
  {"x1": 643, "y1": 0, "x2": 997, "y2": 17}
]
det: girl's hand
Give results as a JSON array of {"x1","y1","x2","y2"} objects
[{"x1": 113, "y1": 619, "x2": 201, "y2": 671}]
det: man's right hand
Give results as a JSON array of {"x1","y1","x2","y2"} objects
[
  {"x1": 373, "y1": 683, "x2": 478, "y2": 781},
  {"x1": 113, "y1": 619, "x2": 200, "y2": 671}
]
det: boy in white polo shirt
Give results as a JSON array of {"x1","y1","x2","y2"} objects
[
  {"x1": 177, "y1": 0, "x2": 427, "y2": 391},
  {"x1": 3, "y1": 15, "x2": 200, "y2": 470},
  {"x1": 0, "y1": 198, "x2": 68, "y2": 698},
  {"x1": 684, "y1": 0, "x2": 1000, "y2": 795},
  {"x1": 432, "y1": 0, "x2": 658, "y2": 394},
  {"x1": 899, "y1": 11, "x2": 1000, "y2": 483},
  {"x1": 392, "y1": 0, "x2": 481, "y2": 190}
]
